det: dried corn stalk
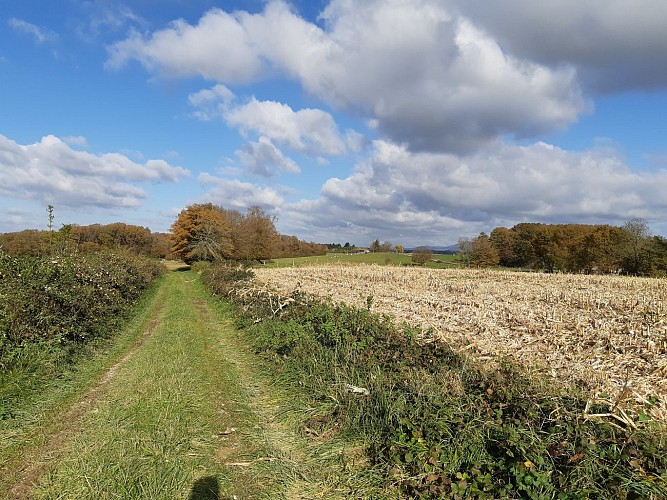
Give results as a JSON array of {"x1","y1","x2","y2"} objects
[{"x1": 255, "y1": 265, "x2": 667, "y2": 423}]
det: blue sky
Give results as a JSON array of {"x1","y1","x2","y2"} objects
[{"x1": 1, "y1": 0, "x2": 666, "y2": 246}]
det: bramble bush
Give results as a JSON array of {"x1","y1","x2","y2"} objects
[
  {"x1": 0, "y1": 249, "x2": 164, "y2": 363},
  {"x1": 203, "y1": 263, "x2": 667, "y2": 499},
  {"x1": 0, "y1": 249, "x2": 164, "y2": 419}
]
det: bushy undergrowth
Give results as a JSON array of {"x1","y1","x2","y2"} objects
[
  {"x1": 203, "y1": 263, "x2": 667, "y2": 499},
  {"x1": 0, "y1": 250, "x2": 164, "y2": 416}
]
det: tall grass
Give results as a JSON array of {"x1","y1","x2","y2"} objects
[{"x1": 204, "y1": 263, "x2": 667, "y2": 499}]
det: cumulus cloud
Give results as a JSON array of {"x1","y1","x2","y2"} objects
[
  {"x1": 8, "y1": 18, "x2": 59, "y2": 44},
  {"x1": 198, "y1": 173, "x2": 284, "y2": 210},
  {"x1": 283, "y1": 139, "x2": 667, "y2": 245},
  {"x1": 310, "y1": 0, "x2": 584, "y2": 152},
  {"x1": 108, "y1": 0, "x2": 586, "y2": 153},
  {"x1": 187, "y1": 83, "x2": 235, "y2": 120},
  {"x1": 452, "y1": 0, "x2": 667, "y2": 92},
  {"x1": 0, "y1": 134, "x2": 189, "y2": 209},
  {"x1": 224, "y1": 98, "x2": 347, "y2": 156},
  {"x1": 187, "y1": 86, "x2": 351, "y2": 157},
  {"x1": 236, "y1": 136, "x2": 301, "y2": 177},
  {"x1": 106, "y1": 8, "x2": 262, "y2": 82},
  {"x1": 63, "y1": 135, "x2": 89, "y2": 147}
]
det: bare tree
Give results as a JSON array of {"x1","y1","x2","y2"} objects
[{"x1": 458, "y1": 237, "x2": 472, "y2": 267}]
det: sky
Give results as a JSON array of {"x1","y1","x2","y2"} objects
[{"x1": 1, "y1": 0, "x2": 666, "y2": 247}]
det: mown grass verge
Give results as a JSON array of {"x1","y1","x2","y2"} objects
[
  {"x1": 30, "y1": 272, "x2": 239, "y2": 499},
  {"x1": 30, "y1": 271, "x2": 369, "y2": 499},
  {"x1": 0, "y1": 274, "x2": 165, "y2": 496},
  {"x1": 0, "y1": 250, "x2": 165, "y2": 495},
  {"x1": 203, "y1": 263, "x2": 667, "y2": 499}
]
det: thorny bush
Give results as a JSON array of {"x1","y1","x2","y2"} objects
[{"x1": 0, "y1": 249, "x2": 164, "y2": 360}]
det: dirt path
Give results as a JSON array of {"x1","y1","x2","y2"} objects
[{"x1": 2, "y1": 271, "x2": 356, "y2": 499}]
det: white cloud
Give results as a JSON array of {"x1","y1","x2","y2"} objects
[
  {"x1": 224, "y1": 98, "x2": 347, "y2": 156},
  {"x1": 345, "y1": 129, "x2": 367, "y2": 153},
  {"x1": 106, "y1": 8, "x2": 262, "y2": 82},
  {"x1": 283, "y1": 139, "x2": 667, "y2": 245},
  {"x1": 109, "y1": 0, "x2": 586, "y2": 153},
  {"x1": 88, "y1": 2, "x2": 143, "y2": 33},
  {"x1": 187, "y1": 84, "x2": 235, "y2": 120},
  {"x1": 0, "y1": 134, "x2": 189, "y2": 209},
  {"x1": 309, "y1": 1, "x2": 584, "y2": 152},
  {"x1": 236, "y1": 136, "x2": 301, "y2": 177},
  {"x1": 198, "y1": 173, "x2": 285, "y2": 210},
  {"x1": 73, "y1": 2, "x2": 146, "y2": 43},
  {"x1": 62, "y1": 135, "x2": 89, "y2": 148},
  {"x1": 8, "y1": 18, "x2": 59, "y2": 44}
]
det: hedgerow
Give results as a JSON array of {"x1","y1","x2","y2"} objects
[
  {"x1": 0, "y1": 250, "x2": 164, "y2": 417},
  {"x1": 0, "y1": 250, "x2": 163, "y2": 355},
  {"x1": 203, "y1": 263, "x2": 667, "y2": 499}
]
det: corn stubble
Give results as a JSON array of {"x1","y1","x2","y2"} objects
[{"x1": 255, "y1": 265, "x2": 667, "y2": 423}]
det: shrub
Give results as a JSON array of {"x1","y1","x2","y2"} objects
[
  {"x1": 202, "y1": 262, "x2": 254, "y2": 297},
  {"x1": 411, "y1": 246, "x2": 433, "y2": 265},
  {"x1": 0, "y1": 250, "x2": 164, "y2": 357},
  {"x1": 190, "y1": 261, "x2": 211, "y2": 274}
]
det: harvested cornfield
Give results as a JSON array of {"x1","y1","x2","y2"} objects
[{"x1": 254, "y1": 265, "x2": 667, "y2": 423}]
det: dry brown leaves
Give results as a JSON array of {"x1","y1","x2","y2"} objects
[{"x1": 255, "y1": 265, "x2": 667, "y2": 423}]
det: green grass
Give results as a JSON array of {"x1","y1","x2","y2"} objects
[
  {"x1": 264, "y1": 252, "x2": 460, "y2": 268},
  {"x1": 26, "y1": 272, "x2": 257, "y2": 499},
  {"x1": 13, "y1": 271, "x2": 375, "y2": 499},
  {"x1": 0, "y1": 275, "x2": 166, "y2": 496}
]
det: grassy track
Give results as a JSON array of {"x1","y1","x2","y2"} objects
[
  {"x1": 0, "y1": 275, "x2": 167, "y2": 498},
  {"x1": 2, "y1": 271, "x2": 367, "y2": 499}
]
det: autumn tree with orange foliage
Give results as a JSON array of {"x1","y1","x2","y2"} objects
[
  {"x1": 238, "y1": 206, "x2": 279, "y2": 261},
  {"x1": 170, "y1": 203, "x2": 233, "y2": 263},
  {"x1": 170, "y1": 203, "x2": 289, "y2": 263}
]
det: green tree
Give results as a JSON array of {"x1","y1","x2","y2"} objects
[
  {"x1": 648, "y1": 236, "x2": 667, "y2": 276},
  {"x1": 621, "y1": 218, "x2": 651, "y2": 274},
  {"x1": 574, "y1": 225, "x2": 623, "y2": 273},
  {"x1": 379, "y1": 241, "x2": 393, "y2": 252}
]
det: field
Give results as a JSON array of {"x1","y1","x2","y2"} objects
[
  {"x1": 265, "y1": 251, "x2": 459, "y2": 268},
  {"x1": 254, "y1": 265, "x2": 667, "y2": 423}
]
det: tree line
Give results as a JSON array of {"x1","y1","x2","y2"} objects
[
  {"x1": 0, "y1": 204, "x2": 326, "y2": 262},
  {"x1": 0, "y1": 222, "x2": 170, "y2": 258},
  {"x1": 459, "y1": 219, "x2": 667, "y2": 276},
  {"x1": 170, "y1": 203, "x2": 326, "y2": 263}
]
